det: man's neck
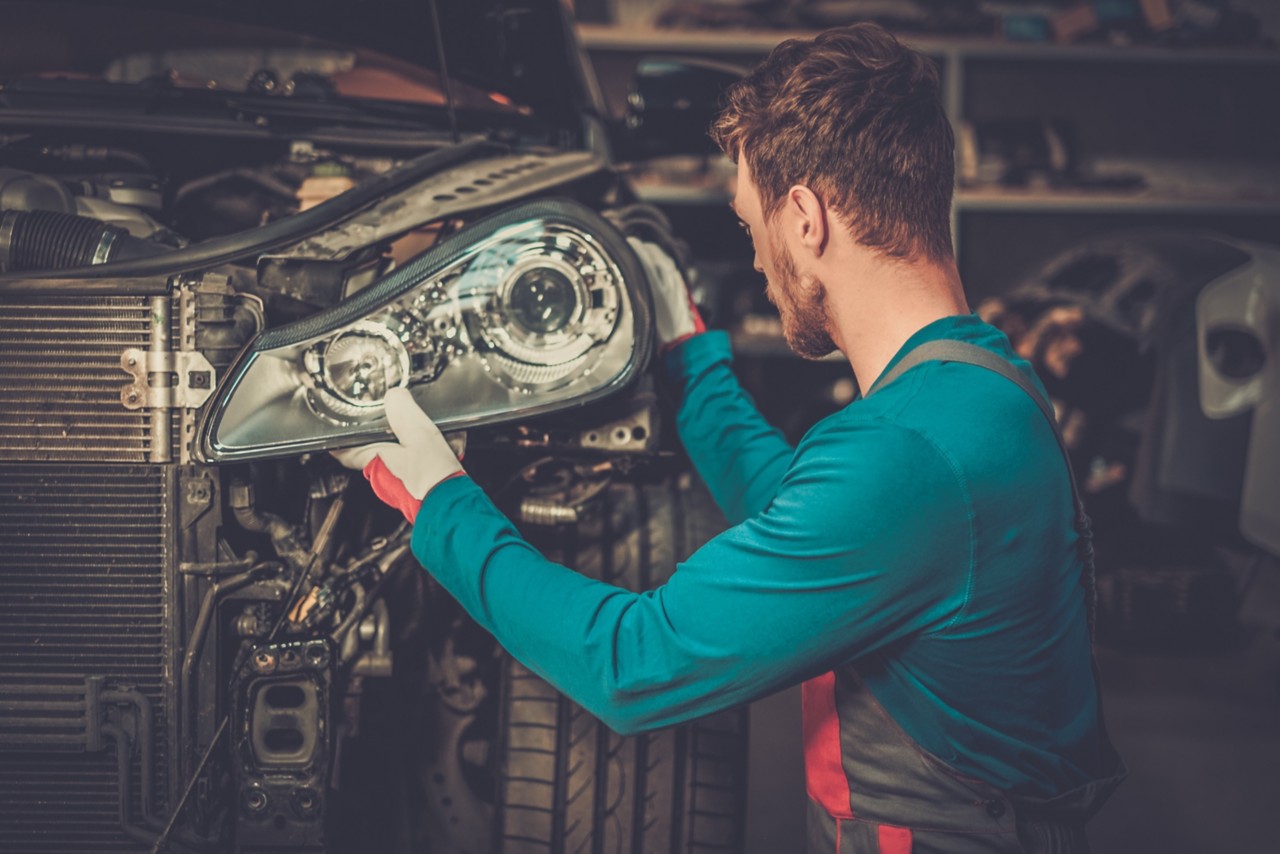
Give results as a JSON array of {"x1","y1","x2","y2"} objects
[{"x1": 825, "y1": 254, "x2": 970, "y2": 393}]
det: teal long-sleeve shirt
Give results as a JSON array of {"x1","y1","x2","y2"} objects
[{"x1": 411, "y1": 315, "x2": 1108, "y2": 797}]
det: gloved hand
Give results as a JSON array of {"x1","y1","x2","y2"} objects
[
  {"x1": 331, "y1": 387, "x2": 464, "y2": 523},
  {"x1": 628, "y1": 237, "x2": 706, "y2": 351}
]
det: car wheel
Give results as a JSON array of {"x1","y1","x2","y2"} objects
[{"x1": 496, "y1": 475, "x2": 747, "y2": 854}]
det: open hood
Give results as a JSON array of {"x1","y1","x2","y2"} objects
[{"x1": 0, "y1": 0, "x2": 596, "y2": 142}]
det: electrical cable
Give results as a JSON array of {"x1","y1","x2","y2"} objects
[
  {"x1": 426, "y1": 0, "x2": 460, "y2": 145},
  {"x1": 149, "y1": 716, "x2": 229, "y2": 854},
  {"x1": 265, "y1": 493, "x2": 346, "y2": 643}
]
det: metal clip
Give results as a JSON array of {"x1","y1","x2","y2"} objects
[{"x1": 119, "y1": 347, "x2": 216, "y2": 410}]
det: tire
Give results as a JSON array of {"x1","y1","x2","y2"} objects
[{"x1": 496, "y1": 474, "x2": 748, "y2": 854}]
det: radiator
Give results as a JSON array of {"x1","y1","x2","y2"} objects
[
  {"x1": 0, "y1": 297, "x2": 160, "y2": 463},
  {"x1": 0, "y1": 294, "x2": 177, "y2": 853}
]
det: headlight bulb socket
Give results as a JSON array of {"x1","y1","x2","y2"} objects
[{"x1": 303, "y1": 321, "x2": 410, "y2": 422}]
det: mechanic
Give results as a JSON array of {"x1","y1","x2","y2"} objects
[{"x1": 336, "y1": 23, "x2": 1125, "y2": 853}]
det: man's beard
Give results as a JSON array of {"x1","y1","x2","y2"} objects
[{"x1": 767, "y1": 233, "x2": 836, "y2": 360}]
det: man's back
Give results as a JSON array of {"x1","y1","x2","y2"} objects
[
  {"x1": 663, "y1": 313, "x2": 1109, "y2": 798},
  {"x1": 836, "y1": 314, "x2": 1104, "y2": 796}
]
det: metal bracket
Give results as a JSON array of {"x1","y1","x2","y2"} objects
[
  {"x1": 578, "y1": 402, "x2": 658, "y2": 452},
  {"x1": 120, "y1": 347, "x2": 216, "y2": 410}
]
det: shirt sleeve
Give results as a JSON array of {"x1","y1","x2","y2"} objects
[
  {"x1": 662, "y1": 331, "x2": 793, "y2": 524},
  {"x1": 411, "y1": 415, "x2": 971, "y2": 736}
]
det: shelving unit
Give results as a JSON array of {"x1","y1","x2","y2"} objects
[
  {"x1": 579, "y1": 23, "x2": 1280, "y2": 128},
  {"x1": 579, "y1": 22, "x2": 1280, "y2": 300},
  {"x1": 578, "y1": 23, "x2": 1280, "y2": 64},
  {"x1": 953, "y1": 189, "x2": 1280, "y2": 214}
]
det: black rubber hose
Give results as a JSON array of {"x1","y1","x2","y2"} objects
[
  {"x1": 102, "y1": 724, "x2": 161, "y2": 848},
  {"x1": 0, "y1": 209, "x2": 171, "y2": 272},
  {"x1": 228, "y1": 479, "x2": 310, "y2": 571},
  {"x1": 100, "y1": 688, "x2": 158, "y2": 826},
  {"x1": 4, "y1": 209, "x2": 108, "y2": 269}
]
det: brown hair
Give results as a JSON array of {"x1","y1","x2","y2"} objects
[{"x1": 711, "y1": 24, "x2": 955, "y2": 262}]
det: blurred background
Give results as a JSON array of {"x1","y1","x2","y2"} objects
[{"x1": 569, "y1": 2, "x2": 1280, "y2": 851}]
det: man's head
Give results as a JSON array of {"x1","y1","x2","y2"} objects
[{"x1": 712, "y1": 23, "x2": 955, "y2": 265}]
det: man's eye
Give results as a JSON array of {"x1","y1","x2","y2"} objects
[{"x1": 737, "y1": 220, "x2": 751, "y2": 237}]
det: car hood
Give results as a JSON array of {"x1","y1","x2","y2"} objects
[{"x1": 0, "y1": 0, "x2": 595, "y2": 138}]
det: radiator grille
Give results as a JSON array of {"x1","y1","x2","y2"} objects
[
  {"x1": 0, "y1": 297, "x2": 158, "y2": 463},
  {"x1": 0, "y1": 462, "x2": 172, "y2": 852},
  {"x1": 0, "y1": 753, "x2": 150, "y2": 852}
]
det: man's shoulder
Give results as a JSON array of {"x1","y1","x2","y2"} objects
[
  {"x1": 870, "y1": 357, "x2": 1070, "y2": 514},
  {"x1": 770, "y1": 408, "x2": 973, "y2": 550},
  {"x1": 790, "y1": 404, "x2": 971, "y2": 498}
]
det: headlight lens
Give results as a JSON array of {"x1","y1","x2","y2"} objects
[
  {"x1": 197, "y1": 199, "x2": 653, "y2": 462},
  {"x1": 506, "y1": 266, "x2": 577, "y2": 335}
]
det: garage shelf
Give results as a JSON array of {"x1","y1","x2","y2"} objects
[{"x1": 579, "y1": 19, "x2": 1280, "y2": 319}]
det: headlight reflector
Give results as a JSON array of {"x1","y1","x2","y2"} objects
[
  {"x1": 197, "y1": 199, "x2": 653, "y2": 462},
  {"x1": 304, "y1": 321, "x2": 410, "y2": 416}
]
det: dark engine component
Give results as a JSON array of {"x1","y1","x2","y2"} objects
[
  {"x1": 0, "y1": 166, "x2": 78, "y2": 211},
  {"x1": 233, "y1": 640, "x2": 335, "y2": 850},
  {"x1": 0, "y1": 209, "x2": 169, "y2": 272}
]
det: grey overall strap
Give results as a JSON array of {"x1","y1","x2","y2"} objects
[{"x1": 866, "y1": 339, "x2": 1098, "y2": 640}]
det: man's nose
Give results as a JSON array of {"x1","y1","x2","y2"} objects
[{"x1": 753, "y1": 254, "x2": 763, "y2": 274}]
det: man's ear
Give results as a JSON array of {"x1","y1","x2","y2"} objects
[{"x1": 787, "y1": 185, "x2": 828, "y2": 257}]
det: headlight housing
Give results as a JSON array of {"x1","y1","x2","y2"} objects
[{"x1": 197, "y1": 199, "x2": 653, "y2": 462}]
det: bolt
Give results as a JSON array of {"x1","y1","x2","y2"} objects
[
  {"x1": 293, "y1": 788, "x2": 319, "y2": 814},
  {"x1": 243, "y1": 788, "x2": 269, "y2": 814},
  {"x1": 234, "y1": 614, "x2": 262, "y2": 638},
  {"x1": 253, "y1": 650, "x2": 278, "y2": 673}
]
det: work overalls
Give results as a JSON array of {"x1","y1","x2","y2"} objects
[{"x1": 803, "y1": 341, "x2": 1127, "y2": 853}]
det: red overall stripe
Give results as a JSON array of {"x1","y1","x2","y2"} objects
[
  {"x1": 877, "y1": 824, "x2": 913, "y2": 854},
  {"x1": 801, "y1": 671, "x2": 854, "y2": 820}
]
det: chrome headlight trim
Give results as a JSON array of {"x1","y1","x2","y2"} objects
[{"x1": 197, "y1": 198, "x2": 654, "y2": 463}]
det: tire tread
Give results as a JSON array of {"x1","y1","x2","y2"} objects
[{"x1": 497, "y1": 477, "x2": 747, "y2": 854}]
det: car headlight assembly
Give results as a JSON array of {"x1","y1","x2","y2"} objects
[{"x1": 197, "y1": 199, "x2": 654, "y2": 462}]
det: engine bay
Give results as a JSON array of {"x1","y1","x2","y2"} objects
[{"x1": 0, "y1": 125, "x2": 709, "y2": 852}]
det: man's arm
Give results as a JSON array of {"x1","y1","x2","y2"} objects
[
  {"x1": 664, "y1": 331, "x2": 794, "y2": 524},
  {"x1": 411, "y1": 417, "x2": 969, "y2": 734}
]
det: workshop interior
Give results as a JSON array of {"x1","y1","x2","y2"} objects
[{"x1": 0, "y1": 0, "x2": 1276, "y2": 852}]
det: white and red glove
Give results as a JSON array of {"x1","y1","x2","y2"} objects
[
  {"x1": 332, "y1": 387, "x2": 464, "y2": 523},
  {"x1": 628, "y1": 237, "x2": 705, "y2": 351}
]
